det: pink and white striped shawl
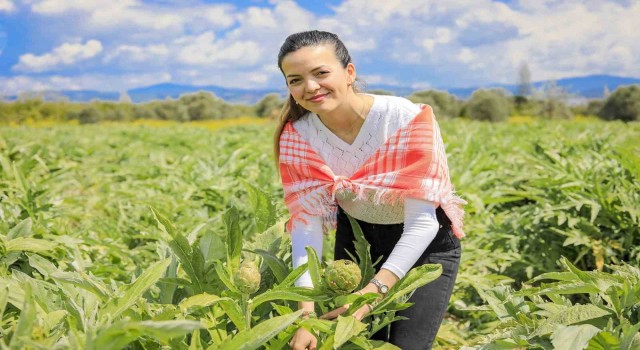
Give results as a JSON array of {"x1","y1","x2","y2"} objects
[{"x1": 278, "y1": 105, "x2": 466, "y2": 238}]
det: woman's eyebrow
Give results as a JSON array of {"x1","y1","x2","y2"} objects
[{"x1": 285, "y1": 65, "x2": 331, "y2": 78}]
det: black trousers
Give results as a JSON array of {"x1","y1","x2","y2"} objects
[{"x1": 334, "y1": 206, "x2": 462, "y2": 350}]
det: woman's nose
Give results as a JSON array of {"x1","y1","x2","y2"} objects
[{"x1": 305, "y1": 79, "x2": 320, "y2": 91}]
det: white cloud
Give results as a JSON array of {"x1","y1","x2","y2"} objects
[
  {"x1": 0, "y1": 0, "x2": 16, "y2": 12},
  {"x1": 29, "y1": 0, "x2": 236, "y2": 33},
  {"x1": 30, "y1": 0, "x2": 121, "y2": 14},
  {"x1": 104, "y1": 44, "x2": 170, "y2": 63},
  {"x1": 0, "y1": 72, "x2": 172, "y2": 95},
  {"x1": 457, "y1": 48, "x2": 475, "y2": 64},
  {"x1": 8, "y1": 0, "x2": 640, "y2": 94},
  {"x1": 175, "y1": 32, "x2": 262, "y2": 66},
  {"x1": 13, "y1": 40, "x2": 103, "y2": 73}
]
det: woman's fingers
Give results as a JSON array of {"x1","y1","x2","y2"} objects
[
  {"x1": 289, "y1": 328, "x2": 317, "y2": 350},
  {"x1": 320, "y1": 305, "x2": 349, "y2": 320},
  {"x1": 320, "y1": 303, "x2": 374, "y2": 321}
]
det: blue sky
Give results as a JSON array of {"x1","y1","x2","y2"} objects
[{"x1": 0, "y1": 0, "x2": 637, "y2": 95}]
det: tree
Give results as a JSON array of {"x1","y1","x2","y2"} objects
[
  {"x1": 517, "y1": 61, "x2": 532, "y2": 98},
  {"x1": 255, "y1": 93, "x2": 284, "y2": 118},
  {"x1": 515, "y1": 61, "x2": 532, "y2": 110},
  {"x1": 465, "y1": 89, "x2": 511, "y2": 122},
  {"x1": 78, "y1": 106, "x2": 100, "y2": 124},
  {"x1": 407, "y1": 89, "x2": 461, "y2": 119},
  {"x1": 598, "y1": 85, "x2": 640, "y2": 122},
  {"x1": 531, "y1": 81, "x2": 573, "y2": 119}
]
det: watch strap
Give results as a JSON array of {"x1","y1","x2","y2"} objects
[{"x1": 369, "y1": 278, "x2": 388, "y2": 295}]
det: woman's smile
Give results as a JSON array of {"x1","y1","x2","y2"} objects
[{"x1": 307, "y1": 93, "x2": 329, "y2": 102}]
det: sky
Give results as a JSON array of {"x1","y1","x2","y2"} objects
[{"x1": 0, "y1": 0, "x2": 638, "y2": 96}]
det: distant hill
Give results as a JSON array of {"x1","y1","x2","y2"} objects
[
  {"x1": 126, "y1": 83, "x2": 283, "y2": 104},
  {"x1": 443, "y1": 75, "x2": 640, "y2": 99},
  {"x1": 3, "y1": 74, "x2": 639, "y2": 104}
]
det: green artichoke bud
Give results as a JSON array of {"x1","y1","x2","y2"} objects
[
  {"x1": 324, "y1": 260, "x2": 362, "y2": 295},
  {"x1": 234, "y1": 261, "x2": 261, "y2": 294}
]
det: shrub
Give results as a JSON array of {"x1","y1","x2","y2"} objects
[
  {"x1": 255, "y1": 93, "x2": 284, "y2": 118},
  {"x1": 598, "y1": 85, "x2": 640, "y2": 121},
  {"x1": 78, "y1": 106, "x2": 100, "y2": 124},
  {"x1": 465, "y1": 89, "x2": 511, "y2": 122},
  {"x1": 408, "y1": 89, "x2": 462, "y2": 119}
]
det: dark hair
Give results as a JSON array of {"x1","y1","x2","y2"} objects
[
  {"x1": 277, "y1": 30, "x2": 352, "y2": 72},
  {"x1": 274, "y1": 30, "x2": 355, "y2": 166}
]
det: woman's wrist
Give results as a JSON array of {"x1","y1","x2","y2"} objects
[{"x1": 362, "y1": 268, "x2": 399, "y2": 295}]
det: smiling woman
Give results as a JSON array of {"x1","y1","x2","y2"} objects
[{"x1": 274, "y1": 30, "x2": 465, "y2": 350}]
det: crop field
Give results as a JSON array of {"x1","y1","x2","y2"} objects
[{"x1": 1, "y1": 119, "x2": 639, "y2": 349}]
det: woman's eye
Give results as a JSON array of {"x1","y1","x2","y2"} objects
[
  {"x1": 317, "y1": 71, "x2": 329, "y2": 76},
  {"x1": 288, "y1": 79, "x2": 300, "y2": 85}
]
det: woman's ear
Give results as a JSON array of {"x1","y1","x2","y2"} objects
[{"x1": 346, "y1": 63, "x2": 357, "y2": 86}]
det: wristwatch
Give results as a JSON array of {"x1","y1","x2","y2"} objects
[{"x1": 369, "y1": 278, "x2": 389, "y2": 295}]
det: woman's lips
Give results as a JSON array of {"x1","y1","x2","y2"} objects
[{"x1": 307, "y1": 93, "x2": 328, "y2": 102}]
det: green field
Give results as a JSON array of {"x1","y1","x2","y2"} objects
[{"x1": 1, "y1": 120, "x2": 639, "y2": 349}]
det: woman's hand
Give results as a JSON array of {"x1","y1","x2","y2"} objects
[
  {"x1": 320, "y1": 290, "x2": 374, "y2": 321},
  {"x1": 320, "y1": 301, "x2": 373, "y2": 321},
  {"x1": 289, "y1": 327, "x2": 317, "y2": 350},
  {"x1": 322, "y1": 269, "x2": 399, "y2": 321}
]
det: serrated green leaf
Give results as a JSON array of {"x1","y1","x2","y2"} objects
[
  {"x1": 376, "y1": 264, "x2": 442, "y2": 310},
  {"x1": 587, "y1": 330, "x2": 620, "y2": 350},
  {"x1": 533, "y1": 304, "x2": 611, "y2": 336},
  {"x1": 276, "y1": 263, "x2": 309, "y2": 289},
  {"x1": 9, "y1": 284, "x2": 36, "y2": 349},
  {"x1": 241, "y1": 181, "x2": 277, "y2": 233},
  {"x1": 7, "y1": 218, "x2": 33, "y2": 239},
  {"x1": 43, "y1": 310, "x2": 68, "y2": 334},
  {"x1": 214, "y1": 261, "x2": 238, "y2": 293},
  {"x1": 251, "y1": 288, "x2": 331, "y2": 310},
  {"x1": 100, "y1": 259, "x2": 170, "y2": 320},
  {"x1": 169, "y1": 233, "x2": 206, "y2": 294},
  {"x1": 346, "y1": 215, "x2": 375, "y2": 289},
  {"x1": 216, "y1": 310, "x2": 303, "y2": 350},
  {"x1": 334, "y1": 315, "x2": 367, "y2": 349},
  {"x1": 224, "y1": 206, "x2": 243, "y2": 273},
  {"x1": 51, "y1": 271, "x2": 111, "y2": 301},
  {"x1": 219, "y1": 299, "x2": 245, "y2": 331},
  {"x1": 150, "y1": 207, "x2": 177, "y2": 239},
  {"x1": 179, "y1": 293, "x2": 228, "y2": 313},
  {"x1": 551, "y1": 324, "x2": 600, "y2": 350},
  {"x1": 246, "y1": 248, "x2": 288, "y2": 284},
  {"x1": 27, "y1": 254, "x2": 59, "y2": 279},
  {"x1": 0, "y1": 286, "x2": 8, "y2": 325},
  {"x1": 6, "y1": 237, "x2": 56, "y2": 253},
  {"x1": 94, "y1": 320, "x2": 202, "y2": 349},
  {"x1": 305, "y1": 246, "x2": 322, "y2": 288}
]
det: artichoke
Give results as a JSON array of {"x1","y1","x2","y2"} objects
[
  {"x1": 234, "y1": 260, "x2": 261, "y2": 294},
  {"x1": 324, "y1": 260, "x2": 362, "y2": 295}
]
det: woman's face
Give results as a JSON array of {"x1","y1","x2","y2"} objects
[{"x1": 280, "y1": 44, "x2": 356, "y2": 117}]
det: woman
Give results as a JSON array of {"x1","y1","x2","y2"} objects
[{"x1": 275, "y1": 30, "x2": 465, "y2": 350}]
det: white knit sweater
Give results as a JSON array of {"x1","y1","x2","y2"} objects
[{"x1": 291, "y1": 94, "x2": 440, "y2": 287}]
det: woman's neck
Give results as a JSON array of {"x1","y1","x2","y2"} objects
[
  {"x1": 317, "y1": 93, "x2": 373, "y2": 145},
  {"x1": 318, "y1": 94, "x2": 370, "y2": 128}
]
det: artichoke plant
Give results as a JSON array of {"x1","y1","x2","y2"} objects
[
  {"x1": 324, "y1": 259, "x2": 362, "y2": 295},
  {"x1": 234, "y1": 260, "x2": 261, "y2": 294}
]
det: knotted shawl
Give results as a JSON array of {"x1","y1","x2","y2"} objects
[{"x1": 279, "y1": 105, "x2": 466, "y2": 238}]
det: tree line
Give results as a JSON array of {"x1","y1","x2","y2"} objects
[{"x1": 1, "y1": 84, "x2": 638, "y2": 124}]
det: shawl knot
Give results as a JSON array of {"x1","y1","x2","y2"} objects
[{"x1": 331, "y1": 175, "x2": 355, "y2": 201}]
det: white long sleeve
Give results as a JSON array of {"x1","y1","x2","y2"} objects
[
  {"x1": 291, "y1": 214, "x2": 324, "y2": 287},
  {"x1": 381, "y1": 198, "x2": 439, "y2": 279}
]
